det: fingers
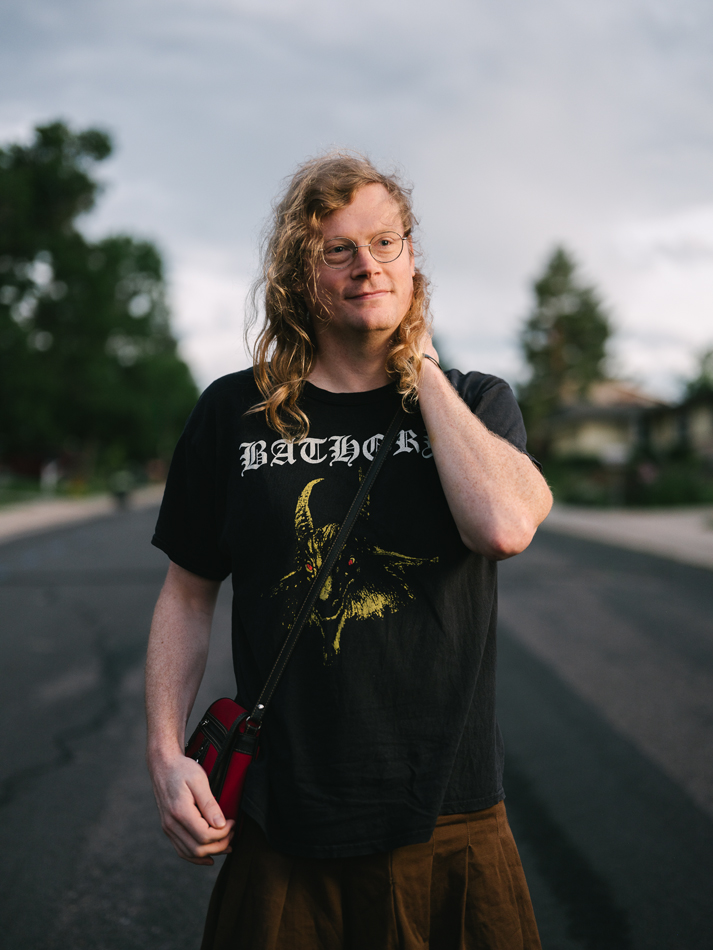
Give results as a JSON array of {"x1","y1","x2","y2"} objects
[
  {"x1": 416, "y1": 332, "x2": 439, "y2": 363},
  {"x1": 424, "y1": 338, "x2": 439, "y2": 362},
  {"x1": 165, "y1": 816, "x2": 235, "y2": 865},
  {"x1": 151, "y1": 754, "x2": 237, "y2": 864},
  {"x1": 163, "y1": 809, "x2": 235, "y2": 863},
  {"x1": 161, "y1": 786, "x2": 235, "y2": 856},
  {"x1": 175, "y1": 771, "x2": 231, "y2": 842},
  {"x1": 190, "y1": 779, "x2": 227, "y2": 831}
]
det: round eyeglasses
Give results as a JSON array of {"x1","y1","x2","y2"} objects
[{"x1": 321, "y1": 230, "x2": 408, "y2": 269}]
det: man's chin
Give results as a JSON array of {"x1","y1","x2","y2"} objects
[{"x1": 340, "y1": 309, "x2": 406, "y2": 334}]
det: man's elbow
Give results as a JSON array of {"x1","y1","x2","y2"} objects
[{"x1": 459, "y1": 519, "x2": 538, "y2": 561}]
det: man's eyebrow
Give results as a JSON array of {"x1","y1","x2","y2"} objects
[{"x1": 325, "y1": 224, "x2": 405, "y2": 240}]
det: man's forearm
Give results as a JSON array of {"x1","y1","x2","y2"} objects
[
  {"x1": 418, "y1": 355, "x2": 552, "y2": 559},
  {"x1": 145, "y1": 561, "x2": 221, "y2": 762},
  {"x1": 145, "y1": 562, "x2": 234, "y2": 865}
]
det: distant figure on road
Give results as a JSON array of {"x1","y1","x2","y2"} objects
[
  {"x1": 40, "y1": 459, "x2": 60, "y2": 494},
  {"x1": 145, "y1": 152, "x2": 552, "y2": 949},
  {"x1": 109, "y1": 468, "x2": 133, "y2": 510}
]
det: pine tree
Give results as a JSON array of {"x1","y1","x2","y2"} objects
[
  {"x1": 518, "y1": 246, "x2": 611, "y2": 446},
  {"x1": 684, "y1": 348, "x2": 713, "y2": 399}
]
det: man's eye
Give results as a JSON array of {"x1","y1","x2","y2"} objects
[
  {"x1": 327, "y1": 244, "x2": 348, "y2": 254},
  {"x1": 376, "y1": 237, "x2": 394, "y2": 248}
]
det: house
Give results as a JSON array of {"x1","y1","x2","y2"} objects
[
  {"x1": 548, "y1": 381, "x2": 666, "y2": 464},
  {"x1": 547, "y1": 380, "x2": 713, "y2": 465},
  {"x1": 646, "y1": 391, "x2": 713, "y2": 461}
]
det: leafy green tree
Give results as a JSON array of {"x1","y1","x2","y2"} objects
[
  {"x1": 684, "y1": 347, "x2": 713, "y2": 399},
  {"x1": 518, "y1": 246, "x2": 611, "y2": 443},
  {"x1": 0, "y1": 121, "x2": 198, "y2": 472}
]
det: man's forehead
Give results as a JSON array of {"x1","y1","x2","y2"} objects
[{"x1": 320, "y1": 185, "x2": 404, "y2": 234}]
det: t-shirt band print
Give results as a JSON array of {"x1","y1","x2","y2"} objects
[
  {"x1": 239, "y1": 428, "x2": 433, "y2": 475},
  {"x1": 272, "y1": 476, "x2": 438, "y2": 661}
]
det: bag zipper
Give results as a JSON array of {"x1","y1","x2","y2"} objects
[{"x1": 200, "y1": 712, "x2": 228, "y2": 750}]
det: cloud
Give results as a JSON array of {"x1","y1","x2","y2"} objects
[
  {"x1": 593, "y1": 204, "x2": 713, "y2": 394},
  {"x1": 169, "y1": 245, "x2": 253, "y2": 389},
  {"x1": 615, "y1": 205, "x2": 713, "y2": 266},
  {"x1": 2, "y1": 0, "x2": 713, "y2": 397}
]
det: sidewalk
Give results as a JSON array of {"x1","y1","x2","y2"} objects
[
  {"x1": 541, "y1": 503, "x2": 713, "y2": 571},
  {"x1": 2, "y1": 487, "x2": 712, "y2": 571},
  {"x1": 0, "y1": 484, "x2": 165, "y2": 546}
]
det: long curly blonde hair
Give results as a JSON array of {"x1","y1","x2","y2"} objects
[{"x1": 245, "y1": 150, "x2": 432, "y2": 440}]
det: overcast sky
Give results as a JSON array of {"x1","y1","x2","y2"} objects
[{"x1": 2, "y1": 0, "x2": 712, "y2": 398}]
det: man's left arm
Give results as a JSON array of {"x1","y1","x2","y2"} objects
[{"x1": 418, "y1": 345, "x2": 553, "y2": 560}]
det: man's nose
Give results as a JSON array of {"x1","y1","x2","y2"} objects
[{"x1": 350, "y1": 245, "x2": 381, "y2": 277}]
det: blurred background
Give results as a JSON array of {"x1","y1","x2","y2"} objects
[
  {"x1": 1, "y1": 0, "x2": 712, "y2": 500},
  {"x1": 1, "y1": 3, "x2": 712, "y2": 950}
]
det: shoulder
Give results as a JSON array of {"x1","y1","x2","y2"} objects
[
  {"x1": 198, "y1": 367, "x2": 259, "y2": 406},
  {"x1": 444, "y1": 369, "x2": 515, "y2": 409},
  {"x1": 444, "y1": 368, "x2": 528, "y2": 452},
  {"x1": 180, "y1": 368, "x2": 260, "y2": 448},
  {"x1": 189, "y1": 368, "x2": 259, "y2": 420}
]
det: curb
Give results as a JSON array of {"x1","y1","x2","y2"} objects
[
  {"x1": 0, "y1": 484, "x2": 165, "y2": 546},
  {"x1": 540, "y1": 503, "x2": 713, "y2": 571}
]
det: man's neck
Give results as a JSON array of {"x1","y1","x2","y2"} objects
[{"x1": 308, "y1": 333, "x2": 392, "y2": 393}]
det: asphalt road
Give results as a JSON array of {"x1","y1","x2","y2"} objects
[
  {"x1": 0, "y1": 509, "x2": 711, "y2": 949},
  {"x1": 498, "y1": 531, "x2": 713, "y2": 950}
]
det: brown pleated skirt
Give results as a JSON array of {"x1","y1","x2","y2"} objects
[{"x1": 201, "y1": 802, "x2": 541, "y2": 950}]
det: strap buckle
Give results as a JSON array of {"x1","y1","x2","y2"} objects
[{"x1": 244, "y1": 703, "x2": 265, "y2": 735}]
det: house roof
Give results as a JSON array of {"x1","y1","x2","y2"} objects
[{"x1": 582, "y1": 380, "x2": 667, "y2": 409}]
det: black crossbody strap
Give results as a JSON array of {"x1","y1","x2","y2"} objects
[{"x1": 245, "y1": 407, "x2": 405, "y2": 729}]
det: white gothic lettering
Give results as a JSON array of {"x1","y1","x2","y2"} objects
[
  {"x1": 299, "y1": 438, "x2": 328, "y2": 464},
  {"x1": 271, "y1": 440, "x2": 296, "y2": 466},
  {"x1": 393, "y1": 429, "x2": 420, "y2": 455},
  {"x1": 329, "y1": 436, "x2": 360, "y2": 466},
  {"x1": 238, "y1": 430, "x2": 434, "y2": 475},
  {"x1": 362, "y1": 434, "x2": 384, "y2": 460},
  {"x1": 239, "y1": 441, "x2": 268, "y2": 475}
]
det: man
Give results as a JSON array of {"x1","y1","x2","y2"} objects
[{"x1": 146, "y1": 152, "x2": 552, "y2": 949}]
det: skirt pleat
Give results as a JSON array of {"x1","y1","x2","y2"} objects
[{"x1": 201, "y1": 802, "x2": 541, "y2": 950}]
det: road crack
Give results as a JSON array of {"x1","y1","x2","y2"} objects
[{"x1": 0, "y1": 597, "x2": 144, "y2": 810}]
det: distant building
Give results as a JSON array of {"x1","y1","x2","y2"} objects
[
  {"x1": 548, "y1": 381, "x2": 666, "y2": 464},
  {"x1": 545, "y1": 380, "x2": 713, "y2": 466},
  {"x1": 646, "y1": 391, "x2": 713, "y2": 462}
]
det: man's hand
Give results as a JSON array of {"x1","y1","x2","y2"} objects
[
  {"x1": 149, "y1": 749, "x2": 235, "y2": 866},
  {"x1": 421, "y1": 335, "x2": 440, "y2": 365}
]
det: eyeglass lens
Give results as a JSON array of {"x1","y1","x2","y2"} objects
[{"x1": 323, "y1": 231, "x2": 404, "y2": 268}]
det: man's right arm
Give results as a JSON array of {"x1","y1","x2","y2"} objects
[{"x1": 145, "y1": 560, "x2": 235, "y2": 866}]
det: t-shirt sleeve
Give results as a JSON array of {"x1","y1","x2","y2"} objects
[
  {"x1": 151, "y1": 386, "x2": 232, "y2": 581},
  {"x1": 445, "y1": 369, "x2": 541, "y2": 470}
]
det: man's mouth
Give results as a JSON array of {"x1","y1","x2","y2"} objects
[{"x1": 346, "y1": 289, "x2": 390, "y2": 300}]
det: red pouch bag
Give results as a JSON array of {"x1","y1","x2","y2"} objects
[{"x1": 185, "y1": 698, "x2": 259, "y2": 821}]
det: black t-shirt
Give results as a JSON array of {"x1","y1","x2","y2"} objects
[{"x1": 152, "y1": 367, "x2": 534, "y2": 858}]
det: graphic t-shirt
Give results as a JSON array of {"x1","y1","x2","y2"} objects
[{"x1": 152, "y1": 368, "x2": 535, "y2": 858}]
